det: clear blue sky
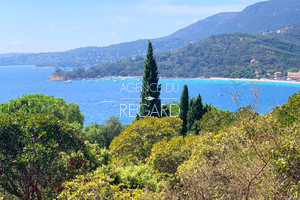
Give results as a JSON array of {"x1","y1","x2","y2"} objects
[{"x1": 0, "y1": 0, "x2": 264, "y2": 53}]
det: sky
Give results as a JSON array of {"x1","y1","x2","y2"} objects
[{"x1": 0, "y1": 0, "x2": 264, "y2": 54}]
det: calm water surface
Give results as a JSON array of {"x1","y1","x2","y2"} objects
[{"x1": 0, "y1": 66, "x2": 299, "y2": 125}]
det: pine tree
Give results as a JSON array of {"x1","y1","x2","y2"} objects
[
  {"x1": 179, "y1": 84, "x2": 189, "y2": 136},
  {"x1": 137, "y1": 41, "x2": 161, "y2": 119},
  {"x1": 187, "y1": 94, "x2": 204, "y2": 131}
]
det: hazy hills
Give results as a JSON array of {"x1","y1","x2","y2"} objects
[
  {"x1": 54, "y1": 30, "x2": 300, "y2": 79},
  {"x1": 1, "y1": 0, "x2": 300, "y2": 68}
]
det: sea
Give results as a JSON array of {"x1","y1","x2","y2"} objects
[{"x1": 0, "y1": 66, "x2": 299, "y2": 126}]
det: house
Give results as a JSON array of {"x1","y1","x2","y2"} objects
[
  {"x1": 287, "y1": 71, "x2": 300, "y2": 81},
  {"x1": 274, "y1": 72, "x2": 282, "y2": 79}
]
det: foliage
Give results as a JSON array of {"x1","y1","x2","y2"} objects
[
  {"x1": 162, "y1": 94, "x2": 300, "y2": 199},
  {"x1": 148, "y1": 135, "x2": 201, "y2": 175},
  {"x1": 95, "y1": 164, "x2": 161, "y2": 191},
  {"x1": 70, "y1": 141, "x2": 112, "y2": 171},
  {"x1": 82, "y1": 117, "x2": 123, "y2": 148},
  {"x1": 0, "y1": 187, "x2": 18, "y2": 200},
  {"x1": 116, "y1": 165, "x2": 160, "y2": 191},
  {"x1": 0, "y1": 113, "x2": 86, "y2": 199},
  {"x1": 179, "y1": 85, "x2": 189, "y2": 135},
  {"x1": 57, "y1": 173, "x2": 161, "y2": 200},
  {"x1": 0, "y1": 94, "x2": 84, "y2": 128},
  {"x1": 271, "y1": 91, "x2": 300, "y2": 127},
  {"x1": 287, "y1": 67, "x2": 300, "y2": 73},
  {"x1": 165, "y1": 101, "x2": 180, "y2": 116},
  {"x1": 230, "y1": 68, "x2": 256, "y2": 79},
  {"x1": 187, "y1": 94, "x2": 205, "y2": 132},
  {"x1": 109, "y1": 116, "x2": 182, "y2": 166},
  {"x1": 2, "y1": 91, "x2": 300, "y2": 199},
  {"x1": 137, "y1": 40, "x2": 162, "y2": 119},
  {"x1": 196, "y1": 107, "x2": 234, "y2": 134}
]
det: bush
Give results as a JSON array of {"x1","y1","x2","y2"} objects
[
  {"x1": 82, "y1": 117, "x2": 123, "y2": 148},
  {"x1": 148, "y1": 135, "x2": 201, "y2": 174},
  {"x1": 57, "y1": 173, "x2": 160, "y2": 200},
  {"x1": 117, "y1": 165, "x2": 160, "y2": 191},
  {"x1": 196, "y1": 107, "x2": 234, "y2": 134},
  {"x1": 109, "y1": 117, "x2": 182, "y2": 166},
  {"x1": 163, "y1": 101, "x2": 300, "y2": 199}
]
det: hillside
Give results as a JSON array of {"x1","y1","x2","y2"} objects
[
  {"x1": 53, "y1": 32, "x2": 300, "y2": 79},
  {"x1": 268, "y1": 24, "x2": 300, "y2": 42},
  {"x1": 0, "y1": 39, "x2": 186, "y2": 68},
  {"x1": 1, "y1": 0, "x2": 300, "y2": 68},
  {"x1": 165, "y1": 0, "x2": 300, "y2": 41}
]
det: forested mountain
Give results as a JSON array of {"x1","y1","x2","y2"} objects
[
  {"x1": 1, "y1": 0, "x2": 300, "y2": 68},
  {"x1": 164, "y1": 0, "x2": 300, "y2": 41},
  {"x1": 53, "y1": 32, "x2": 300, "y2": 79},
  {"x1": 269, "y1": 24, "x2": 300, "y2": 42}
]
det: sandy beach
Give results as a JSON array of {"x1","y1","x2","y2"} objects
[
  {"x1": 208, "y1": 77, "x2": 300, "y2": 84},
  {"x1": 46, "y1": 73, "x2": 300, "y2": 85}
]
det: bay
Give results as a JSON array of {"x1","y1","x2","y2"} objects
[{"x1": 0, "y1": 66, "x2": 299, "y2": 126}]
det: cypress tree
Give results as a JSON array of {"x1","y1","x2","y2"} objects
[
  {"x1": 137, "y1": 40, "x2": 161, "y2": 119},
  {"x1": 179, "y1": 84, "x2": 189, "y2": 136},
  {"x1": 187, "y1": 94, "x2": 204, "y2": 131}
]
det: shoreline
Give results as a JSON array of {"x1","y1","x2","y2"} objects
[
  {"x1": 46, "y1": 74, "x2": 300, "y2": 85},
  {"x1": 33, "y1": 66, "x2": 55, "y2": 69},
  {"x1": 208, "y1": 77, "x2": 300, "y2": 84}
]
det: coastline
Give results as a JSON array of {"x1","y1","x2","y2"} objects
[
  {"x1": 46, "y1": 74, "x2": 300, "y2": 85},
  {"x1": 208, "y1": 77, "x2": 300, "y2": 84},
  {"x1": 33, "y1": 66, "x2": 55, "y2": 69}
]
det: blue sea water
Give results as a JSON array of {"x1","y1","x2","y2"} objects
[{"x1": 0, "y1": 66, "x2": 299, "y2": 126}]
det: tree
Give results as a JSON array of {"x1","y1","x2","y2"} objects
[
  {"x1": 137, "y1": 41, "x2": 161, "y2": 119},
  {"x1": 82, "y1": 117, "x2": 123, "y2": 148},
  {"x1": 109, "y1": 117, "x2": 182, "y2": 166},
  {"x1": 0, "y1": 113, "x2": 86, "y2": 200},
  {"x1": 0, "y1": 94, "x2": 84, "y2": 128},
  {"x1": 187, "y1": 94, "x2": 204, "y2": 131},
  {"x1": 179, "y1": 85, "x2": 189, "y2": 135}
]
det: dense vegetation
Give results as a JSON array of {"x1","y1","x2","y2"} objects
[
  {"x1": 269, "y1": 24, "x2": 300, "y2": 43},
  {"x1": 64, "y1": 91, "x2": 300, "y2": 199},
  {"x1": 53, "y1": 32, "x2": 300, "y2": 79},
  {"x1": 0, "y1": 113, "x2": 109, "y2": 199},
  {"x1": 82, "y1": 117, "x2": 123, "y2": 149},
  {"x1": 0, "y1": 90, "x2": 299, "y2": 199}
]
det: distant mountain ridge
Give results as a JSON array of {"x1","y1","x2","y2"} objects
[
  {"x1": 0, "y1": 53, "x2": 32, "y2": 58},
  {"x1": 165, "y1": 0, "x2": 300, "y2": 41},
  {"x1": 1, "y1": 0, "x2": 300, "y2": 67},
  {"x1": 52, "y1": 29, "x2": 300, "y2": 79}
]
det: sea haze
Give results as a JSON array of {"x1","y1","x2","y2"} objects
[{"x1": 0, "y1": 66, "x2": 299, "y2": 126}]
